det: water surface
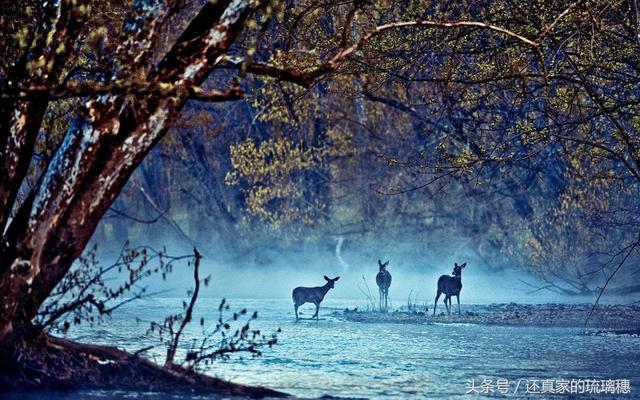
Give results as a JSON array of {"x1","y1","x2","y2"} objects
[{"x1": 60, "y1": 298, "x2": 640, "y2": 399}]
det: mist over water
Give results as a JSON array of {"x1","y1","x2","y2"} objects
[
  {"x1": 206, "y1": 260, "x2": 563, "y2": 304},
  {"x1": 93, "y1": 234, "x2": 623, "y2": 306},
  {"x1": 71, "y1": 226, "x2": 639, "y2": 399}
]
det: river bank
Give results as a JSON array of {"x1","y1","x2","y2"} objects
[{"x1": 334, "y1": 302, "x2": 640, "y2": 331}]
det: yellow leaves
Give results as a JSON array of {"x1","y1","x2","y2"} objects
[
  {"x1": 15, "y1": 26, "x2": 31, "y2": 48},
  {"x1": 76, "y1": 4, "x2": 91, "y2": 18},
  {"x1": 437, "y1": 139, "x2": 476, "y2": 174},
  {"x1": 325, "y1": 128, "x2": 354, "y2": 157},
  {"x1": 448, "y1": 148, "x2": 475, "y2": 173},
  {"x1": 88, "y1": 26, "x2": 107, "y2": 43},
  {"x1": 55, "y1": 43, "x2": 67, "y2": 55},
  {"x1": 225, "y1": 137, "x2": 320, "y2": 228},
  {"x1": 508, "y1": 120, "x2": 549, "y2": 145},
  {"x1": 227, "y1": 137, "x2": 314, "y2": 183}
]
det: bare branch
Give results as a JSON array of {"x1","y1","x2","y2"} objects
[
  {"x1": 40, "y1": 295, "x2": 103, "y2": 329},
  {"x1": 537, "y1": 2, "x2": 580, "y2": 41},
  {"x1": 585, "y1": 239, "x2": 640, "y2": 328},
  {"x1": 164, "y1": 248, "x2": 201, "y2": 367}
]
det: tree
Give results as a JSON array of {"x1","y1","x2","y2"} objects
[
  {"x1": 0, "y1": 0, "x2": 258, "y2": 348},
  {"x1": 374, "y1": 0, "x2": 640, "y2": 294},
  {"x1": 1, "y1": 0, "x2": 581, "y2": 391}
]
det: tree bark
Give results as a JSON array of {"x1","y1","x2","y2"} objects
[
  {"x1": 0, "y1": 0, "x2": 257, "y2": 346},
  {"x1": 0, "y1": 0, "x2": 89, "y2": 235}
]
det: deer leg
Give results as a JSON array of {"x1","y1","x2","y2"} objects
[
  {"x1": 379, "y1": 287, "x2": 383, "y2": 312},
  {"x1": 456, "y1": 295, "x2": 461, "y2": 315},
  {"x1": 313, "y1": 302, "x2": 320, "y2": 320},
  {"x1": 384, "y1": 290, "x2": 388, "y2": 312},
  {"x1": 445, "y1": 296, "x2": 451, "y2": 316},
  {"x1": 434, "y1": 291, "x2": 441, "y2": 316},
  {"x1": 294, "y1": 304, "x2": 299, "y2": 321}
]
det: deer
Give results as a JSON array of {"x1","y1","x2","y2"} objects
[
  {"x1": 433, "y1": 262, "x2": 467, "y2": 316},
  {"x1": 292, "y1": 276, "x2": 340, "y2": 320},
  {"x1": 376, "y1": 260, "x2": 392, "y2": 312}
]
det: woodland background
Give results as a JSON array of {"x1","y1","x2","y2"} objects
[
  {"x1": 70, "y1": 0, "x2": 640, "y2": 297},
  {"x1": 1, "y1": 1, "x2": 640, "y2": 384}
]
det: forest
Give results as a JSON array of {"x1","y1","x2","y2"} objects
[{"x1": 1, "y1": 0, "x2": 639, "y2": 397}]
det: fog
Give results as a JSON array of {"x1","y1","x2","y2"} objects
[
  {"x1": 198, "y1": 256, "x2": 589, "y2": 304},
  {"x1": 94, "y1": 234, "x2": 620, "y2": 306}
]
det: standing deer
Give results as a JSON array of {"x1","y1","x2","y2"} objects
[
  {"x1": 376, "y1": 260, "x2": 392, "y2": 312},
  {"x1": 292, "y1": 276, "x2": 340, "y2": 320},
  {"x1": 433, "y1": 262, "x2": 467, "y2": 316}
]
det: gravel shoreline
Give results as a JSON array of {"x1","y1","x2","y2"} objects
[{"x1": 334, "y1": 303, "x2": 640, "y2": 331}]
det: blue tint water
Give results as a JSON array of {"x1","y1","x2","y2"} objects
[{"x1": 55, "y1": 298, "x2": 640, "y2": 399}]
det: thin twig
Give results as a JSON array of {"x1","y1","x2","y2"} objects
[
  {"x1": 584, "y1": 240, "x2": 640, "y2": 329},
  {"x1": 165, "y1": 248, "x2": 202, "y2": 367}
]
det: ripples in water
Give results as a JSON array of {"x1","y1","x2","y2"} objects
[{"x1": 46, "y1": 298, "x2": 640, "y2": 399}]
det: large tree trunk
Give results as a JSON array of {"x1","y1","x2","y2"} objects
[
  {"x1": 0, "y1": 0, "x2": 89, "y2": 234},
  {"x1": 0, "y1": 0, "x2": 256, "y2": 346}
]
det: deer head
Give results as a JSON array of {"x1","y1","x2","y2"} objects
[
  {"x1": 452, "y1": 262, "x2": 467, "y2": 276},
  {"x1": 324, "y1": 275, "x2": 340, "y2": 288},
  {"x1": 378, "y1": 259, "x2": 390, "y2": 272}
]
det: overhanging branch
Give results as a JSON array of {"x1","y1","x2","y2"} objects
[
  {"x1": 0, "y1": 81, "x2": 244, "y2": 102},
  {"x1": 239, "y1": 18, "x2": 540, "y2": 87}
]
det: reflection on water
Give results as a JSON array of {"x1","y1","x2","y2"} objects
[{"x1": 34, "y1": 298, "x2": 640, "y2": 398}]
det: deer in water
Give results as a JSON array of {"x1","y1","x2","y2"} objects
[
  {"x1": 433, "y1": 262, "x2": 467, "y2": 316},
  {"x1": 376, "y1": 260, "x2": 392, "y2": 312},
  {"x1": 292, "y1": 276, "x2": 340, "y2": 320}
]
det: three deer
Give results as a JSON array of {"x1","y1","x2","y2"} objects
[
  {"x1": 292, "y1": 276, "x2": 340, "y2": 320},
  {"x1": 433, "y1": 262, "x2": 467, "y2": 316},
  {"x1": 290, "y1": 260, "x2": 468, "y2": 320},
  {"x1": 376, "y1": 260, "x2": 392, "y2": 312}
]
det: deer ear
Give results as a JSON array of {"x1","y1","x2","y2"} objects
[
  {"x1": 461, "y1": 262, "x2": 467, "y2": 268},
  {"x1": 385, "y1": 260, "x2": 389, "y2": 265},
  {"x1": 324, "y1": 275, "x2": 330, "y2": 281},
  {"x1": 378, "y1": 259, "x2": 382, "y2": 266},
  {"x1": 454, "y1": 262, "x2": 459, "y2": 267},
  {"x1": 333, "y1": 276, "x2": 340, "y2": 281}
]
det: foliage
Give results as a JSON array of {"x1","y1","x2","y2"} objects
[
  {"x1": 225, "y1": 137, "x2": 325, "y2": 227},
  {"x1": 89, "y1": 0, "x2": 640, "y2": 295},
  {"x1": 2, "y1": 0, "x2": 640, "y2": 359}
]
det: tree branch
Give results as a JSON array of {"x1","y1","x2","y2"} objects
[
  {"x1": 164, "y1": 248, "x2": 202, "y2": 368},
  {"x1": 0, "y1": 0, "x2": 89, "y2": 235},
  {"x1": 240, "y1": 18, "x2": 540, "y2": 87},
  {"x1": 0, "y1": 81, "x2": 244, "y2": 102},
  {"x1": 584, "y1": 239, "x2": 640, "y2": 328},
  {"x1": 39, "y1": 294, "x2": 104, "y2": 330}
]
